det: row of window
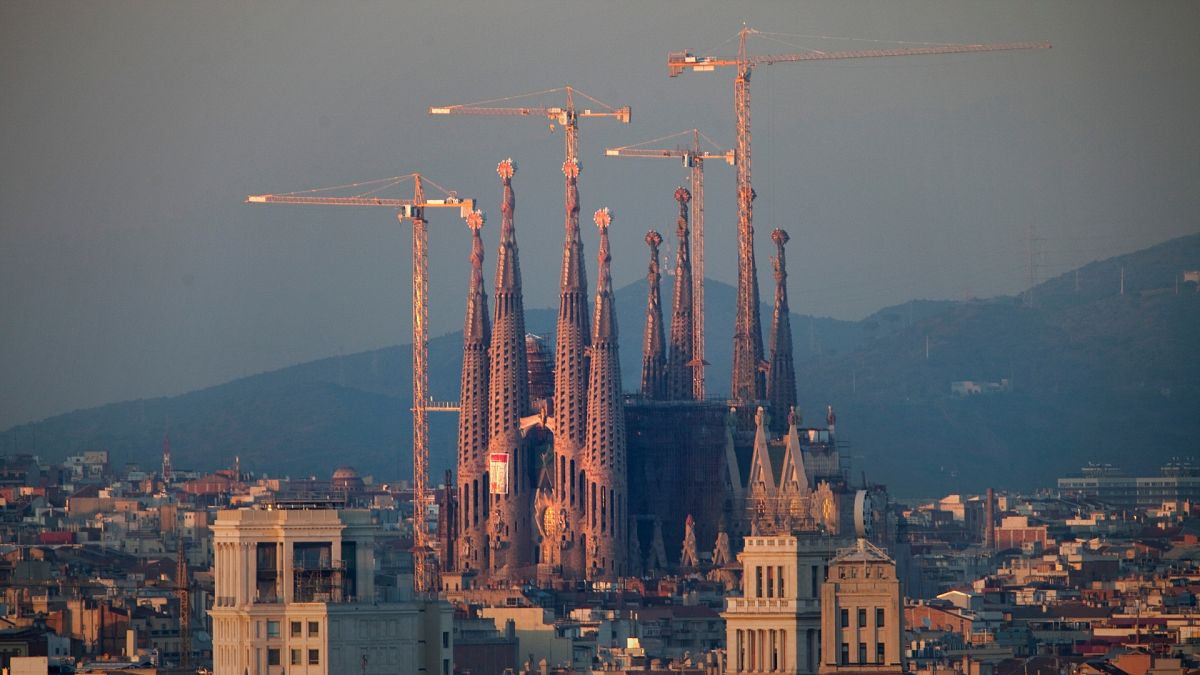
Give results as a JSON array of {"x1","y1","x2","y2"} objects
[
  {"x1": 839, "y1": 607, "x2": 886, "y2": 629},
  {"x1": 264, "y1": 620, "x2": 320, "y2": 639},
  {"x1": 267, "y1": 648, "x2": 320, "y2": 666},
  {"x1": 840, "y1": 641, "x2": 885, "y2": 665}
]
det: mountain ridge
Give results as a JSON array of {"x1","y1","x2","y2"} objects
[{"x1": 4, "y1": 232, "x2": 1198, "y2": 495}]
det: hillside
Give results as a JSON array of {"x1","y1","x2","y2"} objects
[
  {"x1": 0, "y1": 278, "x2": 861, "y2": 483},
  {"x1": 3, "y1": 233, "x2": 1198, "y2": 495}
]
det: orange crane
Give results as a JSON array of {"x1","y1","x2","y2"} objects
[
  {"x1": 669, "y1": 26, "x2": 1050, "y2": 402},
  {"x1": 247, "y1": 174, "x2": 477, "y2": 594},
  {"x1": 430, "y1": 86, "x2": 630, "y2": 176},
  {"x1": 605, "y1": 129, "x2": 733, "y2": 399}
]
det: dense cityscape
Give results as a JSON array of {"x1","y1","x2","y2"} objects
[{"x1": 4, "y1": 3, "x2": 1199, "y2": 675}]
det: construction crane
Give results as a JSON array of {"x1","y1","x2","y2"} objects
[
  {"x1": 430, "y1": 86, "x2": 630, "y2": 174},
  {"x1": 669, "y1": 26, "x2": 1050, "y2": 402},
  {"x1": 605, "y1": 129, "x2": 734, "y2": 399},
  {"x1": 247, "y1": 174, "x2": 476, "y2": 595}
]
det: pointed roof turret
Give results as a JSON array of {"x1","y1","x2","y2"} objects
[
  {"x1": 463, "y1": 211, "x2": 490, "y2": 344},
  {"x1": 667, "y1": 187, "x2": 695, "y2": 400},
  {"x1": 584, "y1": 207, "x2": 627, "y2": 578},
  {"x1": 640, "y1": 230, "x2": 667, "y2": 399},
  {"x1": 486, "y1": 158, "x2": 531, "y2": 577},
  {"x1": 455, "y1": 210, "x2": 490, "y2": 572},
  {"x1": 766, "y1": 229, "x2": 797, "y2": 432},
  {"x1": 592, "y1": 208, "x2": 615, "y2": 340},
  {"x1": 778, "y1": 407, "x2": 810, "y2": 494},
  {"x1": 747, "y1": 406, "x2": 777, "y2": 495},
  {"x1": 553, "y1": 157, "x2": 591, "y2": 456},
  {"x1": 746, "y1": 406, "x2": 777, "y2": 534}
]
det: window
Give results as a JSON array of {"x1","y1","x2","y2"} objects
[
  {"x1": 291, "y1": 621, "x2": 302, "y2": 637},
  {"x1": 442, "y1": 631, "x2": 450, "y2": 648},
  {"x1": 858, "y1": 642, "x2": 867, "y2": 664},
  {"x1": 876, "y1": 608, "x2": 885, "y2": 628},
  {"x1": 291, "y1": 649, "x2": 302, "y2": 666},
  {"x1": 840, "y1": 642, "x2": 849, "y2": 665},
  {"x1": 858, "y1": 608, "x2": 867, "y2": 628},
  {"x1": 840, "y1": 609, "x2": 849, "y2": 628},
  {"x1": 877, "y1": 642, "x2": 885, "y2": 663},
  {"x1": 308, "y1": 621, "x2": 319, "y2": 637},
  {"x1": 308, "y1": 649, "x2": 320, "y2": 665},
  {"x1": 266, "y1": 621, "x2": 279, "y2": 638},
  {"x1": 267, "y1": 648, "x2": 280, "y2": 666},
  {"x1": 756, "y1": 566, "x2": 763, "y2": 598}
]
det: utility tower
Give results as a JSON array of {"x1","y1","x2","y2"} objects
[
  {"x1": 247, "y1": 174, "x2": 476, "y2": 594},
  {"x1": 605, "y1": 129, "x2": 733, "y2": 399},
  {"x1": 669, "y1": 26, "x2": 1050, "y2": 402}
]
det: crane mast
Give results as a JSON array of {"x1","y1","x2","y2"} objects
[
  {"x1": 430, "y1": 86, "x2": 631, "y2": 270},
  {"x1": 670, "y1": 26, "x2": 1050, "y2": 402},
  {"x1": 247, "y1": 174, "x2": 476, "y2": 595},
  {"x1": 605, "y1": 130, "x2": 733, "y2": 398}
]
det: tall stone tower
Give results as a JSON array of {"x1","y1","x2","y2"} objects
[
  {"x1": 455, "y1": 211, "x2": 490, "y2": 573},
  {"x1": 640, "y1": 230, "x2": 667, "y2": 400},
  {"x1": 486, "y1": 159, "x2": 531, "y2": 578},
  {"x1": 667, "y1": 187, "x2": 695, "y2": 400},
  {"x1": 553, "y1": 157, "x2": 591, "y2": 579},
  {"x1": 731, "y1": 193, "x2": 766, "y2": 403},
  {"x1": 766, "y1": 229, "x2": 797, "y2": 432},
  {"x1": 584, "y1": 208, "x2": 627, "y2": 579}
]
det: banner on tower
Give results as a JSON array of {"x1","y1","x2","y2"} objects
[{"x1": 489, "y1": 453, "x2": 510, "y2": 495}]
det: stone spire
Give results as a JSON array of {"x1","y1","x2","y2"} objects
[
  {"x1": 640, "y1": 230, "x2": 667, "y2": 399},
  {"x1": 455, "y1": 210, "x2": 490, "y2": 572},
  {"x1": 584, "y1": 208, "x2": 626, "y2": 579},
  {"x1": 766, "y1": 229, "x2": 797, "y2": 432},
  {"x1": 486, "y1": 159, "x2": 531, "y2": 578},
  {"x1": 553, "y1": 158, "x2": 590, "y2": 579},
  {"x1": 667, "y1": 187, "x2": 696, "y2": 400},
  {"x1": 731, "y1": 191, "x2": 766, "y2": 404},
  {"x1": 746, "y1": 406, "x2": 777, "y2": 535}
]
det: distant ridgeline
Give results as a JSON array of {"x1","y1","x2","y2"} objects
[{"x1": 2, "y1": 233, "x2": 1198, "y2": 496}]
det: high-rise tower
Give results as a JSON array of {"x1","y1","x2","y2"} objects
[
  {"x1": 640, "y1": 230, "x2": 667, "y2": 400},
  {"x1": 584, "y1": 208, "x2": 627, "y2": 579},
  {"x1": 486, "y1": 159, "x2": 531, "y2": 578},
  {"x1": 667, "y1": 187, "x2": 696, "y2": 400},
  {"x1": 456, "y1": 210, "x2": 490, "y2": 573},
  {"x1": 553, "y1": 157, "x2": 591, "y2": 578},
  {"x1": 766, "y1": 228, "x2": 797, "y2": 431}
]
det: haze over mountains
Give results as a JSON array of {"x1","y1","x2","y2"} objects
[{"x1": 3, "y1": 234, "x2": 1198, "y2": 496}]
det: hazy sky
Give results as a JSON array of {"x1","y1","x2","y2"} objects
[{"x1": 2, "y1": 1, "x2": 1198, "y2": 429}]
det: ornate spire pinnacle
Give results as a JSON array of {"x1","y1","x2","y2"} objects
[
  {"x1": 667, "y1": 187, "x2": 695, "y2": 400},
  {"x1": 731, "y1": 186, "x2": 766, "y2": 404},
  {"x1": 747, "y1": 406, "x2": 777, "y2": 534},
  {"x1": 766, "y1": 228, "x2": 797, "y2": 431},
  {"x1": 553, "y1": 157, "x2": 592, "y2": 580},
  {"x1": 486, "y1": 158, "x2": 531, "y2": 577},
  {"x1": 640, "y1": 230, "x2": 667, "y2": 399},
  {"x1": 455, "y1": 210, "x2": 490, "y2": 572},
  {"x1": 585, "y1": 207, "x2": 626, "y2": 579}
]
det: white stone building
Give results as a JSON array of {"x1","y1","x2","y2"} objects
[
  {"x1": 723, "y1": 534, "x2": 846, "y2": 674},
  {"x1": 209, "y1": 507, "x2": 452, "y2": 675}
]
